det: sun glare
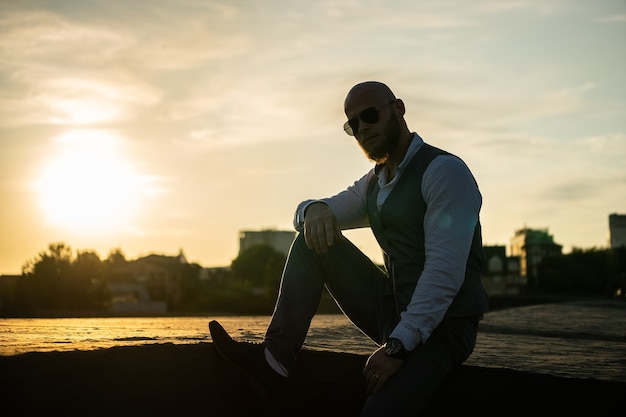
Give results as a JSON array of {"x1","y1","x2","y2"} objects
[
  {"x1": 50, "y1": 98, "x2": 120, "y2": 124},
  {"x1": 35, "y1": 130, "x2": 142, "y2": 233}
]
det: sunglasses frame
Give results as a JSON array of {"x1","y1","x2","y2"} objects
[{"x1": 343, "y1": 100, "x2": 396, "y2": 136}]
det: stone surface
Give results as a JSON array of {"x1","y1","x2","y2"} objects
[{"x1": 1, "y1": 343, "x2": 624, "y2": 416}]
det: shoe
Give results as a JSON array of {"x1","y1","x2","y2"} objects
[{"x1": 209, "y1": 320, "x2": 286, "y2": 398}]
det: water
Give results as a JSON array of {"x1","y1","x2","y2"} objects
[{"x1": 1, "y1": 299, "x2": 625, "y2": 383}]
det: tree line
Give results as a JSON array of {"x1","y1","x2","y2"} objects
[
  {"x1": 0, "y1": 243, "x2": 624, "y2": 317},
  {"x1": 0, "y1": 242, "x2": 286, "y2": 317},
  {"x1": 534, "y1": 246, "x2": 626, "y2": 296}
]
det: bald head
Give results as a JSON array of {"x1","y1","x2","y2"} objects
[
  {"x1": 342, "y1": 81, "x2": 412, "y2": 165},
  {"x1": 344, "y1": 81, "x2": 397, "y2": 111}
]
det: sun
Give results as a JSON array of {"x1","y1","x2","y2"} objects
[{"x1": 35, "y1": 130, "x2": 142, "y2": 234}]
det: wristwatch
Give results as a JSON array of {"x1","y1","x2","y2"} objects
[{"x1": 384, "y1": 337, "x2": 408, "y2": 359}]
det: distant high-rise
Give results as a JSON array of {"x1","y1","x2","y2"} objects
[
  {"x1": 609, "y1": 213, "x2": 626, "y2": 248},
  {"x1": 509, "y1": 227, "x2": 562, "y2": 290}
]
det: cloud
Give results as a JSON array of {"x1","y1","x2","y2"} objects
[
  {"x1": 475, "y1": 0, "x2": 562, "y2": 15},
  {"x1": 595, "y1": 14, "x2": 626, "y2": 23},
  {"x1": 0, "y1": 8, "x2": 158, "y2": 126},
  {"x1": 0, "y1": 0, "x2": 624, "y2": 273},
  {"x1": 0, "y1": 9, "x2": 130, "y2": 65},
  {"x1": 543, "y1": 181, "x2": 598, "y2": 201},
  {"x1": 0, "y1": 68, "x2": 161, "y2": 126},
  {"x1": 0, "y1": 2, "x2": 257, "y2": 128}
]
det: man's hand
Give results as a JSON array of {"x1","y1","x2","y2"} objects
[
  {"x1": 363, "y1": 346, "x2": 404, "y2": 395},
  {"x1": 303, "y1": 202, "x2": 345, "y2": 254}
]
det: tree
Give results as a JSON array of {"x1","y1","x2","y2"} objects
[
  {"x1": 20, "y1": 243, "x2": 109, "y2": 311},
  {"x1": 230, "y1": 244, "x2": 286, "y2": 297},
  {"x1": 174, "y1": 262, "x2": 205, "y2": 311},
  {"x1": 537, "y1": 247, "x2": 620, "y2": 295},
  {"x1": 263, "y1": 251, "x2": 286, "y2": 298},
  {"x1": 606, "y1": 246, "x2": 626, "y2": 297},
  {"x1": 103, "y1": 247, "x2": 133, "y2": 283},
  {"x1": 69, "y1": 250, "x2": 109, "y2": 309},
  {"x1": 22, "y1": 242, "x2": 74, "y2": 309},
  {"x1": 105, "y1": 247, "x2": 127, "y2": 268}
]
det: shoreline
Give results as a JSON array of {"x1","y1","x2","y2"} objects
[
  {"x1": 3, "y1": 294, "x2": 616, "y2": 319},
  {"x1": 1, "y1": 342, "x2": 624, "y2": 417}
]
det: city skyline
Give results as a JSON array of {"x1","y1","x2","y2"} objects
[
  {"x1": 4, "y1": 218, "x2": 620, "y2": 273},
  {"x1": 1, "y1": 0, "x2": 625, "y2": 274}
]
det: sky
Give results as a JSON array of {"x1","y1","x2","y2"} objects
[{"x1": 1, "y1": 0, "x2": 625, "y2": 274}]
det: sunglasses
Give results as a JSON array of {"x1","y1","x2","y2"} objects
[{"x1": 343, "y1": 100, "x2": 396, "y2": 136}]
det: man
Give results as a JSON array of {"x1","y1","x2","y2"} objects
[{"x1": 210, "y1": 81, "x2": 489, "y2": 416}]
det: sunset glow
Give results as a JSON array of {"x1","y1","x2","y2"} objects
[
  {"x1": 35, "y1": 130, "x2": 141, "y2": 233},
  {"x1": 0, "y1": 0, "x2": 624, "y2": 274}
]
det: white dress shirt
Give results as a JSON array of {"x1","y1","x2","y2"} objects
[{"x1": 293, "y1": 133, "x2": 482, "y2": 350}]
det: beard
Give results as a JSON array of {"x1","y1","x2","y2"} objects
[{"x1": 358, "y1": 116, "x2": 401, "y2": 164}]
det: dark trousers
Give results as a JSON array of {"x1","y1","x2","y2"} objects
[{"x1": 264, "y1": 234, "x2": 479, "y2": 416}]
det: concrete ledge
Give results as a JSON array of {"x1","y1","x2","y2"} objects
[{"x1": 1, "y1": 343, "x2": 624, "y2": 416}]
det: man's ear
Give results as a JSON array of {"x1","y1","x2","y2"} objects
[{"x1": 394, "y1": 99, "x2": 406, "y2": 116}]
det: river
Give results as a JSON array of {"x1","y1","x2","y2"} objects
[{"x1": 1, "y1": 298, "x2": 624, "y2": 383}]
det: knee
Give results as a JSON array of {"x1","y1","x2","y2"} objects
[
  {"x1": 289, "y1": 232, "x2": 354, "y2": 258},
  {"x1": 286, "y1": 233, "x2": 319, "y2": 261},
  {"x1": 290, "y1": 233, "x2": 308, "y2": 253}
]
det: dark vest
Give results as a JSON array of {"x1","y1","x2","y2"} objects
[{"x1": 367, "y1": 143, "x2": 489, "y2": 317}]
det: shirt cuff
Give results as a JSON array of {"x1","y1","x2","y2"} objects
[
  {"x1": 389, "y1": 323, "x2": 425, "y2": 352},
  {"x1": 293, "y1": 199, "x2": 322, "y2": 232}
]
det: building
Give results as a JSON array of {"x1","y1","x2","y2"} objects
[
  {"x1": 482, "y1": 245, "x2": 525, "y2": 296},
  {"x1": 239, "y1": 229, "x2": 296, "y2": 256},
  {"x1": 107, "y1": 250, "x2": 189, "y2": 313},
  {"x1": 609, "y1": 213, "x2": 626, "y2": 248},
  {"x1": 510, "y1": 227, "x2": 562, "y2": 290}
]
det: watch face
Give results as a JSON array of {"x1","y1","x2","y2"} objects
[{"x1": 385, "y1": 338, "x2": 402, "y2": 356}]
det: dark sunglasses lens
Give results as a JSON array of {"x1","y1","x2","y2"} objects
[
  {"x1": 343, "y1": 106, "x2": 382, "y2": 136},
  {"x1": 360, "y1": 107, "x2": 379, "y2": 124},
  {"x1": 343, "y1": 120, "x2": 354, "y2": 135},
  {"x1": 348, "y1": 118, "x2": 359, "y2": 134}
]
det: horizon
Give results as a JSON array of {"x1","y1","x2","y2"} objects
[
  {"x1": 1, "y1": 1, "x2": 625, "y2": 274},
  {"x1": 2, "y1": 220, "x2": 619, "y2": 276}
]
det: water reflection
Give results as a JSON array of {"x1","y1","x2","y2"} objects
[{"x1": 1, "y1": 300, "x2": 624, "y2": 383}]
